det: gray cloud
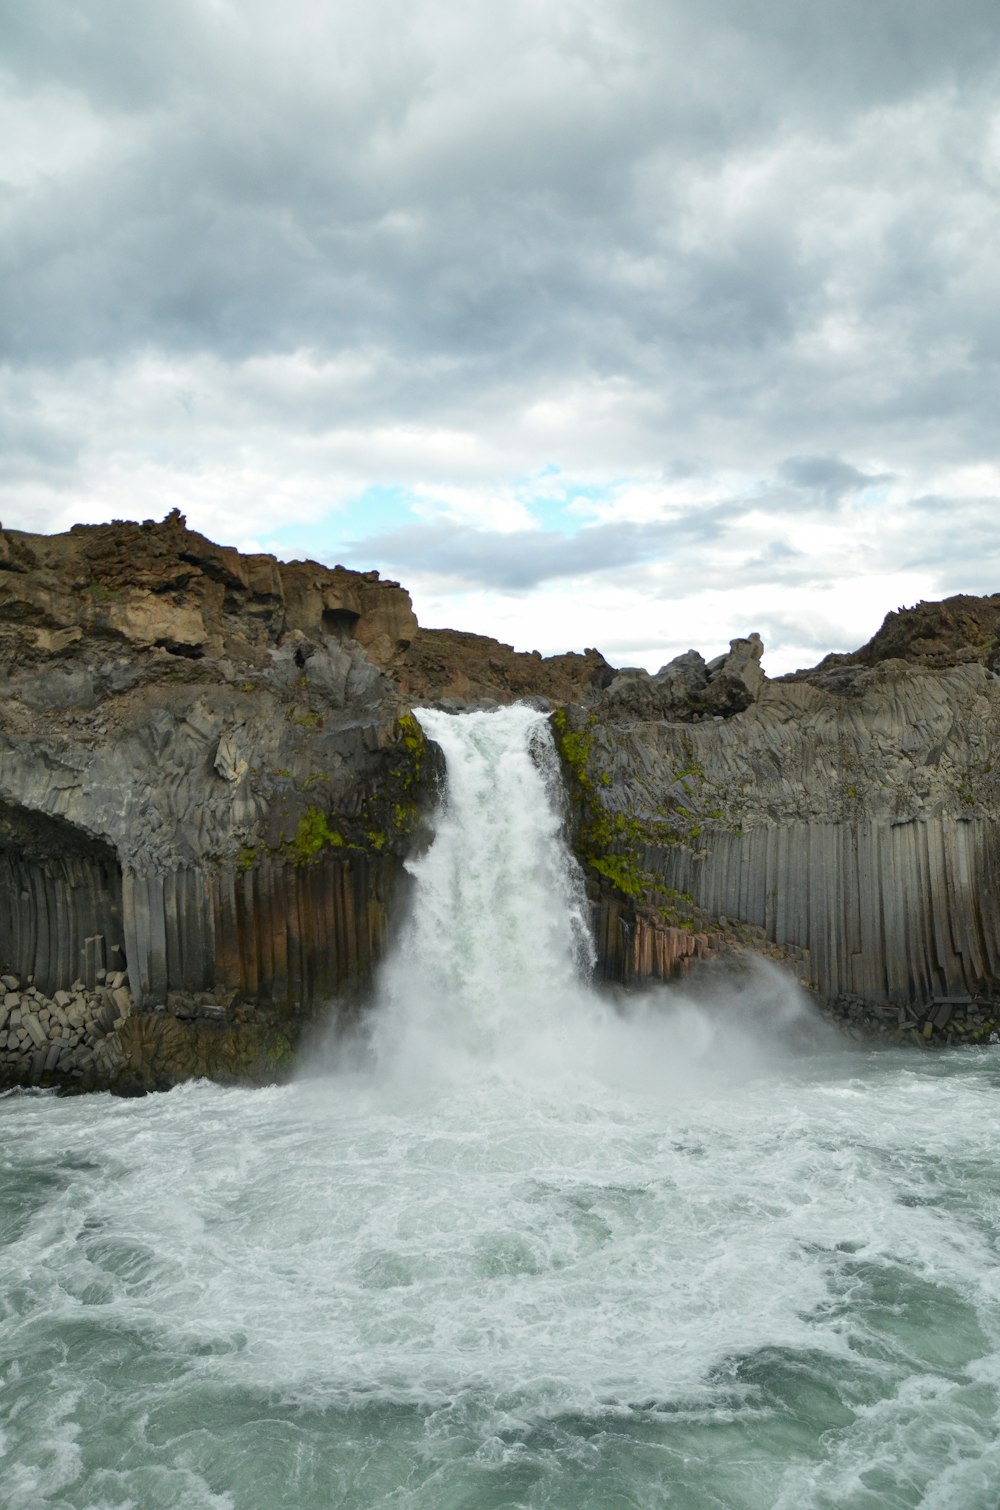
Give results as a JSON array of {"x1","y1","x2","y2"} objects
[
  {"x1": 349, "y1": 496, "x2": 831, "y2": 593},
  {"x1": 778, "y1": 457, "x2": 891, "y2": 501},
  {"x1": 3, "y1": 0, "x2": 1000, "y2": 645},
  {"x1": 893, "y1": 496, "x2": 1000, "y2": 587},
  {"x1": 3, "y1": 3, "x2": 1000, "y2": 403},
  {"x1": 347, "y1": 519, "x2": 684, "y2": 590}
]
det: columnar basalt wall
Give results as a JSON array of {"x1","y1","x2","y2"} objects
[
  {"x1": 207, "y1": 853, "x2": 394, "y2": 1009},
  {"x1": 573, "y1": 652, "x2": 1000, "y2": 1029},
  {"x1": 0, "y1": 850, "x2": 125, "y2": 998},
  {"x1": 0, "y1": 515, "x2": 441, "y2": 1089},
  {"x1": 639, "y1": 815, "x2": 998, "y2": 1007},
  {"x1": 0, "y1": 799, "x2": 127, "y2": 998},
  {"x1": 119, "y1": 858, "x2": 391, "y2": 1010}
]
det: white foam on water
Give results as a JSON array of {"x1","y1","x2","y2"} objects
[
  {"x1": 5, "y1": 1057, "x2": 1000, "y2": 1507},
  {"x1": 4, "y1": 706, "x2": 1000, "y2": 1507}
]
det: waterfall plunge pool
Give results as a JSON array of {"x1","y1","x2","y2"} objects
[{"x1": 3, "y1": 706, "x2": 1000, "y2": 1509}]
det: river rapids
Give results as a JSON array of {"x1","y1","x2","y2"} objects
[{"x1": 3, "y1": 706, "x2": 1000, "y2": 1509}]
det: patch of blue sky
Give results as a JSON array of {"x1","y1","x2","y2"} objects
[
  {"x1": 259, "y1": 472, "x2": 627, "y2": 565},
  {"x1": 852, "y1": 478, "x2": 896, "y2": 508},
  {"x1": 259, "y1": 485, "x2": 417, "y2": 565},
  {"x1": 514, "y1": 470, "x2": 617, "y2": 531}
]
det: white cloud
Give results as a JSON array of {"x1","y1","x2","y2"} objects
[{"x1": 0, "y1": 84, "x2": 113, "y2": 189}]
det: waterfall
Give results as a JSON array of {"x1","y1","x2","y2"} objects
[
  {"x1": 371, "y1": 705, "x2": 596, "y2": 1074},
  {"x1": 364, "y1": 703, "x2": 821, "y2": 1097}
]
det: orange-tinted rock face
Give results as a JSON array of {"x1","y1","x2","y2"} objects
[{"x1": 0, "y1": 510, "x2": 419, "y2": 671}]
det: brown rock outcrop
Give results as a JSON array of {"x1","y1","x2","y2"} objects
[
  {"x1": 0, "y1": 508, "x2": 419, "y2": 672},
  {"x1": 789, "y1": 592, "x2": 1000, "y2": 688},
  {"x1": 392, "y1": 627, "x2": 613, "y2": 705}
]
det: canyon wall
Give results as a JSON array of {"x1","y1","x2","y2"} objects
[
  {"x1": 0, "y1": 512, "x2": 431, "y2": 1089},
  {"x1": 564, "y1": 600, "x2": 1000, "y2": 1043},
  {"x1": 4, "y1": 512, "x2": 1000, "y2": 1089}
]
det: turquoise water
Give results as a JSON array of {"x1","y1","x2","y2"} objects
[
  {"x1": 3, "y1": 1042, "x2": 1000, "y2": 1509},
  {"x1": 4, "y1": 708, "x2": 1000, "y2": 1508}
]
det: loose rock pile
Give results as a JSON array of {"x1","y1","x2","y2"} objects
[
  {"x1": 823, "y1": 994, "x2": 998, "y2": 1045},
  {"x1": 0, "y1": 968, "x2": 132, "y2": 1087}
]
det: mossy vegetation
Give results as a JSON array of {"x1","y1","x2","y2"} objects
[
  {"x1": 288, "y1": 806, "x2": 344, "y2": 864},
  {"x1": 299, "y1": 771, "x2": 329, "y2": 789},
  {"x1": 397, "y1": 712, "x2": 425, "y2": 755},
  {"x1": 551, "y1": 707, "x2": 712, "y2": 912},
  {"x1": 286, "y1": 707, "x2": 324, "y2": 730},
  {"x1": 370, "y1": 713, "x2": 432, "y2": 842},
  {"x1": 590, "y1": 851, "x2": 646, "y2": 897},
  {"x1": 233, "y1": 709, "x2": 435, "y2": 875}
]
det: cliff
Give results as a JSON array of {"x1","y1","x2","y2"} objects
[
  {"x1": 0, "y1": 513, "x2": 611, "y2": 1090},
  {"x1": 2, "y1": 514, "x2": 998, "y2": 1091},
  {"x1": 558, "y1": 602, "x2": 1000, "y2": 1045}
]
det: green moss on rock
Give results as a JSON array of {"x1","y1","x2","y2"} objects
[
  {"x1": 288, "y1": 806, "x2": 345, "y2": 864},
  {"x1": 551, "y1": 707, "x2": 711, "y2": 909}
]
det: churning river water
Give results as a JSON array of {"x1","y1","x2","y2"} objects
[{"x1": 3, "y1": 707, "x2": 1000, "y2": 1509}]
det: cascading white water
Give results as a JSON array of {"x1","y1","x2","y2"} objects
[{"x1": 371, "y1": 705, "x2": 596, "y2": 1075}]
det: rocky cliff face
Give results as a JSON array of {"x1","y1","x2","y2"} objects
[
  {"x1": 559, "y1": 602, "x2": 1000, "y2": 1045},
  {"x1": 0, "y1": 516, "x2": 426, "y2": 1088},
  {"x1": 2, "y1": 514, "x2": 998, "y2": 1090}
]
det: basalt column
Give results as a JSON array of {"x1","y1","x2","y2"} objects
[{"x1": 0, "y1": 800, "x2": 126, "y2": 993}]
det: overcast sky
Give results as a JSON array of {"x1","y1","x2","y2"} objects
[{"x1": 3, "y1": 0, "x2": 999, "y2": 673}]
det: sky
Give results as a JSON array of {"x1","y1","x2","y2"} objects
[{"x1": 3, "y1": 0, "x2": 1000, "y2": 675}]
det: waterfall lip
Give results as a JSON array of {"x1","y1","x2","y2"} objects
[{"x1": 408, "y1": 694, "x2": 555, "y2": 716}]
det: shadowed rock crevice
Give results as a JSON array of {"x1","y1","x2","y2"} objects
[{"x1": 0, "y1": 801, "x2": 126, "y2": 998}]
